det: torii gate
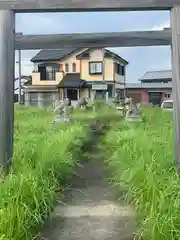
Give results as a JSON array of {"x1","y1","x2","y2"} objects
[{"x1": 0, "y1": 0, "x2": 180, "y2": 172}]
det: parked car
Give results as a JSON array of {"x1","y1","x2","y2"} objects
[{"x1": 161, "y1": 100, "x2": 173, "y2": 110}]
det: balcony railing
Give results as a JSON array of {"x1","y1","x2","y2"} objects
[{"x1": 32, "y1": 72, "x2": 64, "y2": 85}]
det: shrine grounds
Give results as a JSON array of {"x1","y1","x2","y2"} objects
[{"x1": 0, "y1": 104, "x2": 179, "y2": 240}]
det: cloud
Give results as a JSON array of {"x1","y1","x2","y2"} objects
[
  {"x1": 16, "y1": 13, "x2": 68, "y2": 34},
  {"x1": 151, "y1": 21, "x2": 170, "y2": 30}
]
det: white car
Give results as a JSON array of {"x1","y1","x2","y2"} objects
[{"x1": 161, "y1": 100, "x2": 173, "y2": 110}]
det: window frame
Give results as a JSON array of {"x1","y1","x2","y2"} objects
[
  {"x1": 115, "y1": 63, "x2": 125, "y2": 76},
  {"x1": 72, "y1": 62, "x2": 76, "y2": 72},
  {"x1": 65, "y1": 63, "x2": 69, "y2": 72},
  {"x1": 164, "y1": 93, "x2": 171, "y2": 98},
  {"x1": 89, "y1": 61, "x2": 103, "y2": 75},
  {"x1": 38, "y1": 63, "x2": 59, "y2": 81}
]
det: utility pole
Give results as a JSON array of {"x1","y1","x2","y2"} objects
[
  {"x1": 124, "y1": 67, "x2": 126, "y2": 99},
  {"x1": 16, "y1": 32, "x2": 23, "y2": 104},
  {"x1": 18, "y1": 49, "x2": 21, "y2": 104}
]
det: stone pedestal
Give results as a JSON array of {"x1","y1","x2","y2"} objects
[
  {"x1": 38, "y1": 93, "x2": 44, "y2": 108},
  {"x1": 24, "y1": 92, "x2": 30, "y2": 106}
]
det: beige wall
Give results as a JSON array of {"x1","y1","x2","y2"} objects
[
  {"x1": 32, "y1": 72, "x2": 64, "y2": 85},
  {"x1": 80, "y1": 49, "x2": 104, "y2": 81},
  {"x1": 59, "y1": 51, "x2": 82, "y2": 73},
  {"x1": 104, "y1": 58, "x2": 114, "y2": 81},
  {"x1": 80, "y1": 49, "x2": 126, "y2": 83}
]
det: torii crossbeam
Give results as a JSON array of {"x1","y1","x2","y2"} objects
[
  {"x1": 1, "y1": 1, "x2": 180, "y2": 173},
  {"x1": 0, "y1": 0, "x2": 180, "y2": 12},
  {"x1": 15, "y1": 29, "x2": 172, "y2": 49}
]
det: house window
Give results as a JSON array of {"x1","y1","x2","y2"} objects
[
  {"x1": 59, "y1": 64, "x2": 63, "y2": 71},
  {"x1": 38, "y1": 63, "x2": 59, "y2": 81},
  {"x1": 65, "y1": 63, "x2": 69, "y2": 72},
  {"x1": 72, "y1": 62, "x2": 76, "y2": 72},
  {"x1": 115, "y1": 63, "x2": 125, "y2": 76},
  {"x1": 164, "y1": 93, "x2": 171, "y2": 98},
  {"x1": 89, "y1": 62, "x2": 103, "y2": 74},
  {"x1": 46, "y1": 66, "x2": 53, "y2": 80}
]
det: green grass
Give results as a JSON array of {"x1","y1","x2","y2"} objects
[
  {"x1": 100, "y1": 107, "x2": 180, "y2": 240},
  {"x1": 0, "y1": 105, "x2": 88, "y2": 240},
  {"x1": 2, "y1": 104, "x2": 177, "y2": 239}
]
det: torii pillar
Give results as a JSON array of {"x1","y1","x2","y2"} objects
[{"x1": 0, "y1": 10, "x2": 15, "y2": 173}]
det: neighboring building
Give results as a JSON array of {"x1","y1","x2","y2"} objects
[
  {"x1": 126, "y1": 70, "x2": 172, "y2": 106},
  {"x1": 14, "y1": 75, "x2": 32, "y2": 103},
  {"x1": 24, "y1": 48, "x2": 128, "y2": 107}
]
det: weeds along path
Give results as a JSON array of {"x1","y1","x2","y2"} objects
[{"x1": 40, "y1": 119, "x2": 136, "y2": 240}]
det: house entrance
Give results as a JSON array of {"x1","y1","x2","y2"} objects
[
  {"x1": 94, "y1": 90, "x2": 106, "y2": 100},
  {"x1": 66, "y1": 89, "x2": 78, "y2": 101},
  {"x1": 148, "y1": 92, "x2": 162, "y2": 106}
]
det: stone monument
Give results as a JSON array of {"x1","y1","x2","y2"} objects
[
  {"x1": 124, "y1": 97, "x2": 142, "y2": 121},
  {"x1": 105, "y1": 92, "x2": 109, "y2": 102},
  {"x1": 76, "y1": 97, "x2": 89, "y2": 109},
  {"x1": 116, "y1": 99, "x2": 126, "y2": 116},
  {"x1": 52, "y1": 98, "x2": 71, "y2": 126}
]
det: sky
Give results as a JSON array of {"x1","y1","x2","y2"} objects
[{"x1": 15, "y1": 10, "x2": 171, "y2": 84}]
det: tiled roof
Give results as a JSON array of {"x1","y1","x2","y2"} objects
[
  {"x1": 31, "y1": 48, "x2": 77, "y2": 62},
  {"x1": 76, "y1": 48, "x2": 128, "y2": 65},
  {"x1": 58, "y1": 73, "x2": 86, "y2": 88},
  {"x1": 31, "y1": 47, "x2": 128, "y2": 65},
  {"x1": 104, "y1": 49, "x2": 129, "y2": 65},
  {"x1": 126, "y1": 82, "x2": 172, "y2": 89},
  {"x1": 139, "y1": 70, "x2": 172, "y2": 81}
]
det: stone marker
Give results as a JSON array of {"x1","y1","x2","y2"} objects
[
  {"x1": 116, "y1": 100, "x2": 126, "y2": 117},
  {"x1": 105, "y1": 92, "x2": 109, "y2": 102},
  {"x1": 76, "y1": 97, "x2": 89, "y2": 109},
  {"x1": 124, "y1": 97, "x2": 142, "y2": 122},
  {"x1": 52, "y1": 98, "x2": 71, "y2": 126}
]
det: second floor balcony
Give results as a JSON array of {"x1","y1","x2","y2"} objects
[
  {"x1": 32, "y1": 72, "x2": 64, "y2": 85},
  {"x1": 32, "y1": 63, "x2": 64, "y2": 85}
]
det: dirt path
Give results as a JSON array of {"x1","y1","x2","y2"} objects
[{"x1": 40, "y1": 123, "x2": 136, "y2": 240}]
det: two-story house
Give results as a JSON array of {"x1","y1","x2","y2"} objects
[{"x1": 24, "y1": 47, "x2": 128, "y2": 107}]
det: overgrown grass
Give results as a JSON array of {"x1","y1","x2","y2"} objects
[
  {"x1": 0, "y1": 105, "x2": 88, "y2": 240},
  {"x1": 100, "y1": 107, "x2": 180, "y2": 240}
]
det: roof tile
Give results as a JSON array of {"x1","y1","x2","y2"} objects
[
  {"x1": 31, "y1": 48, "x2": 77, "y2": 62},
  {"x1": 126, "y1": 82, "x2": 172, "y2": 89},
  {"x1": 139, "y1": 70, "x2": 172, "y2": 81}
]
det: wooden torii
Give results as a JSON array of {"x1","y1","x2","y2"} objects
[
  {"x1": 0, "y1": 0, "x2": 180, "y2": 172},
  {"x1": 15, "y1": 28, "x2": 171, "y2": 49}
]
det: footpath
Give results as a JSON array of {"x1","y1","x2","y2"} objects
[{"x1": 40, "y1": 120, "x2": 136, "y2": 240}]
